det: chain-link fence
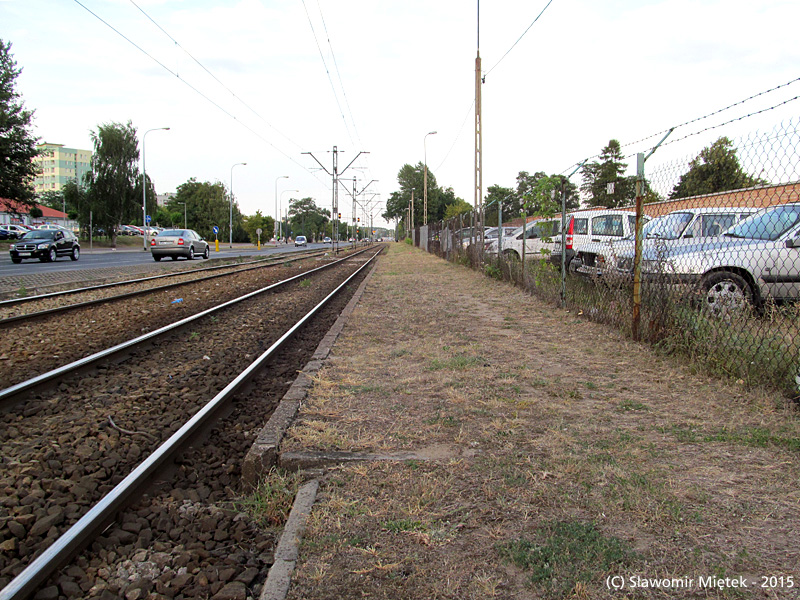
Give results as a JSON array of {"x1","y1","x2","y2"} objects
[{"x1": 421, "y1": 117, "x2": 800, "y2": 396}]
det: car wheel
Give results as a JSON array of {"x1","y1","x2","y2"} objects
[
  {"x1": 202, "y1": 246, "x2": 209, "y2": 259},
  {"x1": 700, "y1": 271, "x2": 753, "y2": 317},
  {"x1": 48, "y1": 247, "x2": 57, "y2": 262},
  {"x1": 567, "y1": 257, "x2": 581, "y2": 274},
  {"x1": 188, "y1": 246, "x2": 194, "y2": 260},
  {"x1": 153, "y1": 255, "x2": 162, "y2": 262},
  {"x1": 503, "y1": 249, "x2": 520, "y2": 261},
  {"x1": 11, "y1": 258, "x2": 21, "y2": 264},
  {"x1": 70, "y1": 246, "x2": 80, "y2": 261}
]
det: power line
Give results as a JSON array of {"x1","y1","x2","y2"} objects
[
  {"x1": 484, "y1": 0, "x2": 555, "y2": 79},
  {"x1": 71, "y1": 0, "x2": 328, "y2": 189},
  {"x1": 127, "y1": 0, "x2": 305, "y2": 153}
]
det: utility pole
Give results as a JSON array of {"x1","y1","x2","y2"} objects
[
  {"x1": 475, "y1": 0, "x2": 484, "y2": 260},
  {"x1": 303, "y1": 147, "x2": 368, "y2": 253}
]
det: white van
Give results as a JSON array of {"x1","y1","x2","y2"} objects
[{"x1": 550, "y1": 209, "x2": 642, "y2": 272}]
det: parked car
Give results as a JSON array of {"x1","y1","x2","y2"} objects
[
  {"x1": 150, "y1": 229, "x2": 209, "y2": 261},
  {"x1": 323, "y1": 236, "x2": 332, "y2": 243},
  {"x1": 9, "y1": 229, "x2": 81, "y2": 263},
  {"x1": 550, "y1": 209, "x2": 645, "y2": 272},
  {"x1": 575, "y1": 206, "x2": 758, "y2": 278},
  {"x1": 295, "y1": 235, "x2": 307, "y2": 247},
  {"x1": 614, "y1": 203, "x2": 800, "y2": 315},
  {"x1": 485, "y1": 218, "x2": 562, "y2": 260},
  {"x1": 0, "y1": 224, "x2": 30, "y2": 239}
]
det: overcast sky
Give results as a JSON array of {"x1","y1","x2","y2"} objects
[{"x1": 3, "y1": 0, "x2": 799, "y2": 227}]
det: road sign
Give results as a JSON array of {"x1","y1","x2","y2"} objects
[
  {"x1": 213, "y1": 226, "x2": 219, "y2": 235},
  {"x1": 256, "y1": 228, "x2": 262, "y2": 235},
  {"x1": 145, "y1": 215, "x2": 151, "y2": 224}
]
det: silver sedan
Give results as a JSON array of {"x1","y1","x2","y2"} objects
[{"x1": 150, "y1": 229, "x2": 210, "y2": 261}]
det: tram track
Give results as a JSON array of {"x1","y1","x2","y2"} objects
[
  {"x1": 0, "y1": 248, "x2": 331, "y2": 325},
  {"x1": 0, "y1": 247, "x2": 382, "y2": 599},
  {"x1": 0, "y1": 248, "x2": 366, "y2": 391}
]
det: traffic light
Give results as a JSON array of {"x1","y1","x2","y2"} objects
[
  {"x1": 357, "y1": 217, "x2": 360, "y2": 223},
  {"x1": 337, "y1": 213, "x2": 341, "y2": 219}
]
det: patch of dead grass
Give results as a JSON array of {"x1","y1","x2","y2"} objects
[{"x1": 285, "y1": 243, "x2": 800, "y2": 600}]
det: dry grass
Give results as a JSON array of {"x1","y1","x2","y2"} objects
[{"x1": 284, "y1": 243, "x2": 800, "y2": 600}]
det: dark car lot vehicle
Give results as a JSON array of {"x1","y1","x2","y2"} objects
[
  {"x1": 1, "y1": 224, "x2": 30, "y2": 239},
  {"x1": 150, "y1": 229, "x2": 210, "y2": 261},
  {"x1": 295, "y1": 235, "x2": 307, "y2": 247},
  {"x1": 9, "y1": 229, "x2": 81, "y2": 263}
]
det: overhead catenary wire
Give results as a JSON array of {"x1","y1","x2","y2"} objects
[
  {"x1": 71, "y1": 0, "x2": 330, "y2": 191},
  {"x1": 483, "y1": 0, "x2": 555, "y2": 80},
  {"x1": 127, "y1": 0, "x2": 306, "y2": 154}
]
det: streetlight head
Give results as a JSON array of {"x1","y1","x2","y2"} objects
[
  {"x1": 164, "y1": 127, "x2": 171, "y2": 131},
  {"x1": 429, "y1": 131, "x2": 437, "y2": 135}
]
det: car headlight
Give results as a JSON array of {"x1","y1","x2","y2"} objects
[
  {"x1": 37, "y1": 243, "x2": 50, "y2": 249},
  {"x1": 9, "y1": 244, "x2": 16, "y2": 251}
]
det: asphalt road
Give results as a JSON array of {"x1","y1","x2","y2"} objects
[{"x1": 0, "y1": 241, "x2": 345, "y2": 278}]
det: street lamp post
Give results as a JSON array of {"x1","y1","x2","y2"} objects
[
  {"x1": 280, "y1": 189, "x2": 299, "y2": 241},
  {"x1": 424, "y1": 131, "x2": 437, "y2": 226},
  {"x1": 274, "y1": 175, "x2": 288, "y2": 242},
  {"x1": 230, "y1": 162, "x2": 247, "y2": 248},
  {"x1": 142, "y1": 127, "x2": 170, "y2": 250}
]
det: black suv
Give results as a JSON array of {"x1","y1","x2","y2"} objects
[{"x1": 9, "y1": 229, "x2": 81, "y2": 263}]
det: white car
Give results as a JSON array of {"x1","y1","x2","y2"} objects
[
  {"x1": 485, "y1": 218, "x2": 562, "y2": 261},
  {"x1": 575, "y1": 206, "x2": 758, "y2": 278},
  {"x1": 550, "y1": 209, "x2": 645, "y2": 272},
  {"x1": 295, "y1": 235, "x2": 307, "y2": 247}
]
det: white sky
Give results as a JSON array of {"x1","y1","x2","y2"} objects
[{"x1": 3, "y1": 0, "x2": 799, "y2": 227}]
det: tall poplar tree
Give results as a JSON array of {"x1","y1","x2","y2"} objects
[{"x1": 0, "y1": 39, "x2": 39, "y2": 213}]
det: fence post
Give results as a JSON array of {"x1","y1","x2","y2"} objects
[{"x1": 632, "y1": 153, "x2": 645, "y2": 340}]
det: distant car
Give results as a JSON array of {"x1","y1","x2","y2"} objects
[
  {"x1": 150, "y1": 229, "x2": 209, "y2": 261},
  {"x1": 323, "y1": 237, "x2": 332, "y2": 243},
  {"x1": 9, "y1": 229, "x2": 80, "y2": 263},
  {"x1": 35, "y1": 224, "x2": 71, "y2": 232},
  {"x1": 485, "y1": 218, "x2": 562, "y2": 260},
  {"x1": 295, "y1": 235, "x2": 307, "y2": 247},
  {"x1": 1, "y1": 224, "x2": 30, "y2": 239}
]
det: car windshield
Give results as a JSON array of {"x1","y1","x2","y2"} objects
[
  {"x1": 723, "y1": 205, "x2": 800, "y2": 241},
  {"x1": 642, "y1": 212, "x2": 693, "y2": 240},
  {"x1": 21, "y1": 230, "x2": 56, "y2": 240},
  {"x1": 159, "y1": 230, "x2": 186, "y2": 237}
]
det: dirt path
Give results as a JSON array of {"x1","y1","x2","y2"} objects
[{"x1": 281, "y1": 243, "x2": 800, "y2": 599}]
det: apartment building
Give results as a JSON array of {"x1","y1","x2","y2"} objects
[{"x1": 33, "y1": 142, "x2": 93, "y2": 193}]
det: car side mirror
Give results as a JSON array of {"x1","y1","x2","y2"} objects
[{"x1": 786, "y1": 237, "x2": 800, "y2": 249}]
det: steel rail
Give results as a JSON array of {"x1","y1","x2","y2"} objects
[
  {"x1": 0, "y1": 246, "x2": 372, "y2": 409},
  {"x1": 0, "y1": 248, "x2": 328, "y2": 309},
  {"x1": 0, "y1": 247, "x2": 382, "y2": 600},
  {"x1": 0, "y1": 249, "x2": 331, "y2": 327}
]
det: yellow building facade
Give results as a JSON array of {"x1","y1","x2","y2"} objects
[{"x1": 33, "y1": 143, "x2": 93, "y2": 194}]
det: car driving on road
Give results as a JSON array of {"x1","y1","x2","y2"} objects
[
  {"x1": 295, "y1": 235, "x2": 307, "y2": 247},
  {"x1": 9, "y1": 228, "x2": 81, "y2": 263},
  {"x1": 150, "y1": 229, "x2": 210, "y2": 261}
]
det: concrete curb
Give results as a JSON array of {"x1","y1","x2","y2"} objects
[
  {"x1": 259, "y1": 480, "x2": 319, "y2": 600},
  {"x1": 241, "y1": 258, "x2": 378, "y2": 487}
]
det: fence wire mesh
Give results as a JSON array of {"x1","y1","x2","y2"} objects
[{"x1": 422, "y1": 117, "x2": 800, "y2": 396}]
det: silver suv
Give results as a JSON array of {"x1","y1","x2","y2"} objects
[
  {"x1": 622, "y1": 203, "x2": 800, "y2": 315},
  {"x1": 577, "y1": 206, "x2": 758, "y2": 278}
]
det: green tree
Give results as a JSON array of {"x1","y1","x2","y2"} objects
[
  {"x1": 243, "y1": 211, "x2": 275, "y2": 244},
  {"x1": 484, "y1": 185, "x2": 514, "y2": 226},
  {"x1": 168, "y1": 179, "x2": 244, "y2": 241},
  {"x1": 288, "y1": 197, "x2": 330, "y2": 240},
  {"x1": 0, "y1": 39, "x2": 39, "y2": 213},
  {"x1": 581, "y1": 140, "x2": 635, "y2": 208},
  {"x1": 82, "y1": 121, "x2": 140, "y2": 246},
  {"x1": 443, "y1": 197, "x2": 473, "y2": 221},
  {"x1": 669, "y1": 137, "x2": 765, "y2": 199},
  {"x1": 37, "y1": 189, "x2": 65, "y2": 211},
  {"x1": 384, "y1": 163, "x2": 466, "y2": 225}
]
